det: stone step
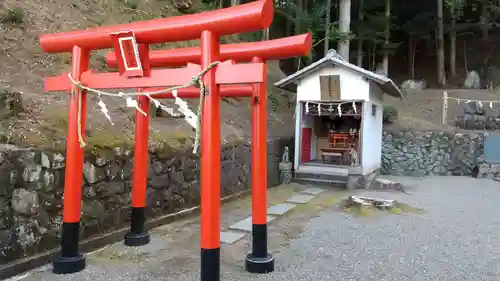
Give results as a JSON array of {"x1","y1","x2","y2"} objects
[
  {"x1": 292, "y1": 177, "x2": 347, "y2": 187},
  {"x1": 293, "y1": 171, "x2": 347, "y2": 183}
]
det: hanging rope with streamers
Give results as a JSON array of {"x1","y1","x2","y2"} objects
[
  {"x1": 444, "y1": 95, "x2": 500, "y2": 109},
  {"x1": 67, "y1": 61, "x2": 220, "y2": 154}
]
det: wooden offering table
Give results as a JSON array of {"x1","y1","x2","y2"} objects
[
  {"x1": 320, "y1": 147, "x2": 349, "y2": 164},
  {"x1": 319, "y1": 132, "x2": 359, "y2": 164}
]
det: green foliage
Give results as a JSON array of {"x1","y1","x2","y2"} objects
[
  {"x1": 486, "y1": 0, "x2": 500, "y2": 28},
  {"x1": 275, "y1": 1, "x2": 329, "y2": 61},
  {"x1": 276, "y1": 1, "x2": 327, "y2": 34},
  {"x1": 197, "y1": 0, "x2": 218, "y2": 12},
  {"x1": 326, "y1": 21, "x2": 356, "y2": 43},
  {"x1": 239, "y1": 31, "x2": 263, "y2": 42},
  {"x1": 395, "y1": 11, "x2": 434, "y2": 41},
  {"x1": 357, "y1": 12, "x2": 401, "y2": 55},
  {"x1": 2, "y1": 7, "x2": 25, "y2": 25},
  {"x1": 445, "y1": 0, "x2": 466, "y2": 18},
  {"x1": 269, "y1": 93, "x2": 279, "y2": 113},
  {"x1": 383, "y1": 105, "x2": 398, "y2": 124}
]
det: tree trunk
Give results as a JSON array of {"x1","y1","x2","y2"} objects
[
  {"x1": 368, "y1": 45, "x2": 372, "y2": 70},
  {"x1": 262, "y1": 28, "x2": 270, "y2": 40},
  {"x1": 295, "y1": 0, "x2": 303, "y2": 69},
  {"x1": 286, "y1": 17, "x2": 291, "y2": 37},
  {"x1": 450, "y1": 8, "x2": 457, "y2": 77},
  {"x1": 230, "y1": 0, "x2": 241, "y2": 40},
  {"x1": 408, "y1": 34, "x2": 415, "y2": 78},
  {"x1": 437, "y1": 0, "x2": 446, "y2": 85},
  {"x1": 412, "y1": 40, "x2": 416, "y2": 79},
  {"x1": 296, "y1": 0, "x2": 303, "y2": 33},
  {"x1": 371, "y1": 44, "x2": 377, "y2": 71},
  {"x1": 285, "y1": 0, "x2": 292, "y2": 37},
  {"x1": 338, "y1": 0, "x2": 351, "y2": 61},
  {"x1": 463, "y1": 41, "x2": 468, "y2": 73},
  {"x1": 382, "y1": 0, "x2": 390, "y2": 76},
  {"x1": 356, "y1": 0, "x2": 364, "y2": 66},
  {"x1": 324, "y1": 0, "x2": 332, "y2": 56},
  {"x1": 481, "y1": 0, "x2": 489, "y2": 39}
]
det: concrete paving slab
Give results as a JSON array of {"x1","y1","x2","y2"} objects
[
  {"x1": 301, "y1": 187, "x2": 326, "y2": 195},
  {"x1": 286, "y1": 194, "x2": 315, "y2": 204},
  {"x1": 228, "y1": 215, "x2": 276, "y2": 232},
  {"x1": 220, "y1": 231, "x2": 246, "y2": 244},
  {"x1": 267, "y1": 203, "x2": 297, "y2": 216}
]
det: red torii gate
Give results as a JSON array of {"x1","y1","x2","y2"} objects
[
  {"x1": 104, "y1": 32, "x2": 311, "y2": 271},
  {"x1": 39, "y1": 1, "x2": 310, "y2": 280}
]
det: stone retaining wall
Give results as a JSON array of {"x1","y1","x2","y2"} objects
[
  {"x1": 381, "y1": 130, "x2": 486, "y2": 177},
  {"x1": 0, "y1": 138, "x2": 293, "y2": 265}
]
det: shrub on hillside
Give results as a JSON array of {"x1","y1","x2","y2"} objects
[
  {"x1": 122, "y1": 0, "x2": 139, "y2": 9},
  {"x1": 2, "y1": 7, "x2": 24, "y2": 25},
  {"x1": 383, "y1": 105, "x2": 398, "y2": 124}
]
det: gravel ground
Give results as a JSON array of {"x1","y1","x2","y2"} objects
[
  {"x1": 235, "y1": 176, "x2": 500, "y2": 281},
  {"x1": 11, "y1": 176, "x2": 500, "y2": 281}
]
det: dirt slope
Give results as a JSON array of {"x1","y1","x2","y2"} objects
[
  {"x1": 0, "y1": 1, "x2": 296, "y2": 151},
  {"x1": 3, "y1": 0, "x2": 492, "y2": 151},
  {"x1": 384, "y1": 88, "x2": 500, "y2": 132}
]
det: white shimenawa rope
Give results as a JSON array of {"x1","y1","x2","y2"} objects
[
  {"x1": 444, "y1": 95, "x2": 500, "y2": 110},
  {"x1": 68, "y1": 61, "x2": 220, "y2": 154},
  {"x1": 304, "y1": 100, "x2": 361, "y2": 117}
]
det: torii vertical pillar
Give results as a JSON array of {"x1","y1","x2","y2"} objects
[
  {"x1": 126, "y1": 91, "x2": 151, "y2": 246},
  {"x1": 246, "y1": 56, "x2": 274, "y2": 273},
  {"x1": 200, "y1": 30, "x2": 222, "y2": 281},
  {"x1": 53, "y1": 46, "x2": 89, "y2": 274},
  {"x1": 125, "y1": 44, "x2": 152, "y2": 246}
]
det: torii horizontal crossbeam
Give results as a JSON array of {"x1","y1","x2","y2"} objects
[
  {"x1": 44, "y1": 62, "x2": 265, "y2": 92},
  {"x1": 106, "y1": 34, "x2": 312, "y2": 67},
  {"x1": 39, "y1": 0, "x2": 273, "y2": 53}
]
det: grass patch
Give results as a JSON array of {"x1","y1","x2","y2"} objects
[
  {"x1": 85, "y1": 131, "x2": 134, "y2": 151},
  {"x1": 341, "y1": 199, "x2": 424, "y2": 217},
  {"x1": 393, "y1": 202, "x2": 425, "y2": 213},
  {"x1": 390, "y1": 207, "x2": 403, "y2": 214},
  {"x1": 343, "y1": 205, "x2": 376, "y2": 217},
  {"x1": 289, "y1": 193, "x2": 344, "y2": 217},
  {"x1": 150, "y1": 130, "x2": 192, "y2": 157},
  {"x1": 17, "y1": 110, "x2": 69, "y2": 151}
]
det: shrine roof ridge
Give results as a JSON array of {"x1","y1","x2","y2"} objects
[{"x1": 274, "y1": 49, "x2": 404, "y2": 99}]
